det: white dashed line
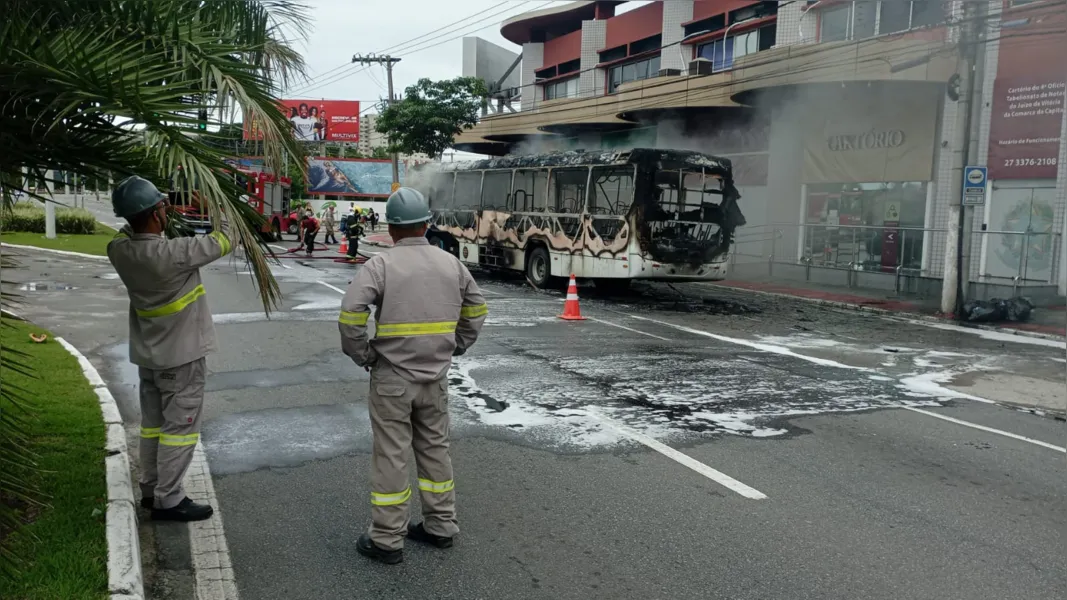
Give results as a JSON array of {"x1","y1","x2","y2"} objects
[
  {"x1": 316, "y1": 280, "x2": 347, "y2": 295},
  {"x1": 588, "y1": 317, "x2": 671, "y2": 341},
  {"x1": 901, "y1": 407, "x2": 1066, "y2": 453},
  {"x1": 591, "y1": 411, "x2": 768, "y2": 500}
]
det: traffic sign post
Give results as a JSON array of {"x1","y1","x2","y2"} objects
[{"x1": 962, "y1": 165, "x2": 987, "y2": 206}]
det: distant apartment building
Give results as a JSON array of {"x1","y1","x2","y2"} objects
[
  {"x1": 452, "y1": 0, "x2": 1067, "y2": 303},
  {"x1": 359, "y1": 113, "x2": 432, "y2": 165}
]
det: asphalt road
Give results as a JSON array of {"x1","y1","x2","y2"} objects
[{"x1": 4, "y1": 239, "x2": 1066, "y2": 600}]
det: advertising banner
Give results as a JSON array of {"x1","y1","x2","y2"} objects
[
  {"x1": 987, "y1": 77, "x2": 1065, "y2": 180},
  {"x1": 306, "y1": 157, "x2": 405, "y2": 197},
  {"x1": 245, "y1": 100, "x2": 361, "y2": 142}
]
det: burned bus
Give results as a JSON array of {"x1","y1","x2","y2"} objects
[{"x1": 412, "y1": 148, "x2": 746, "y2": 289}]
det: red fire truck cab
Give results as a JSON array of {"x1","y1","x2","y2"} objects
[
  {"x1": 235, "y1": 168, "x2": 295, "y2": 241},
  {"x1": 169, "y1": 166, "x2": 295, "y2": 240}
]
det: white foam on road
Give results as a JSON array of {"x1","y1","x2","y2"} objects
[
  {"x1": 898, "y1": 318, "x2": 1065, "y2": 349},
  {"x1": 626, "y1": 314, "x2": 865, "y2": 370}
]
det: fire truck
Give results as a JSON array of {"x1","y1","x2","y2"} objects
[{"x1": 170, "y1": 166, "x2": 296, "y2": 241}]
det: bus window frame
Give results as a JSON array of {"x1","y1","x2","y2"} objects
[
  {"x1": 480, "y1": 168, "x2": 514, "y2": 210},
  {"x1": 547, "y1": 166, "x2": 592, "y2": 214},
  {"x1": 511, "y1": 168, "x2": 550, "y2": 212},
  {"x1": 453, "y1": 170, "x2": 484, "y2": 210},
  {"x1": 587, "y1": 164, "x2": 637, "y2": 216}
]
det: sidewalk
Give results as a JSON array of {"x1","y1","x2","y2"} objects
[{"x1": 711, "y1": 278, "x2": 1066, "y2": 338}]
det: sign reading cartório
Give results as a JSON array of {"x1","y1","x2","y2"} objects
[{"x1": 827, "y1": 130, "x2": 906, "y2": 152}]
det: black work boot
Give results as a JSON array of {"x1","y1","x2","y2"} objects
[
  {"x1": 140, "y1": 497, "x2": 153, "y2": 510},
  {"x1": 407, "y1": 522, "x2": 454, "y2": 549},
  {"x1": 151, "y1": 497, "x2": 214, "y2": 522},
  {"x1": 357, "y1": 534, "x2": 403, "y2": 565}
]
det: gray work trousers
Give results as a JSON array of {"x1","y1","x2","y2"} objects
[
  {"x1": 138, "y1": 358, "x2": 207, "y2": 510},
  {"x1": 368, "y1": 363, "x2": 458, "y2": 550}
]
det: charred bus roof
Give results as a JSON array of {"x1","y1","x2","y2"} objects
[{"x1": 425, "y1": 148, "x2": 735, "y2": 182}]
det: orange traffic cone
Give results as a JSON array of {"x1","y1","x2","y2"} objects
[
  {"x1": 558, "y1": 274, "x2": 586, "y2": 321},
  {"x1": 339, "y1": 237, "x2": 348, "y2": 255}
]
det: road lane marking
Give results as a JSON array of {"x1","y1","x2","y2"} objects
[
  {"x1": 901, "y1": 407, "x2": 1066, "y2": 453},
  {"x1": 589, "y1": 317, "x2": 671, "y2": 341},
  {"x1": 619, "y1": 313, "x2": 1065, "y2": 449},
  {"x1": 591, "y1": 411, "x2": 767, "y2": 499},
  {"x1": 317, "y1": 280, "x2": 346, "y2": 295},
  {"x1": 267, "y1": 244, "x2": 292, "y2": 269},
  {"x1": 623, "y1": 313, "x2": 863, "y2": 370}
]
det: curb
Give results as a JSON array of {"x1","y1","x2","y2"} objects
[
  {"x1": 56, "y1": 338, "x2": 144, "y2": 600},
  {"x1": 0, "y1": 242, "x2": 110, "y2": 260},
  {"x1": 704, "y1": 283, "x2": 1065, "y2": 343}
]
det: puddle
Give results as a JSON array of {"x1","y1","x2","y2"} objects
[
  {"x1": 96, "y1": 273, "x2": 121, "y2": 280},
  {"x1": 18, "y1": 281, "x2": 78, "y2": 291}
]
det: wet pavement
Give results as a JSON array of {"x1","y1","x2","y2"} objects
[{"x1": 3, "y1": 240, "x2": 1066, "y2": 600}]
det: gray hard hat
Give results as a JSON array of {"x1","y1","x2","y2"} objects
[
  {"x1": 384, "y1": 187, "x2": 431, "y2": 225},
  {"x1": 112, "y1": 176, "x2": 166, "y2": 218}
]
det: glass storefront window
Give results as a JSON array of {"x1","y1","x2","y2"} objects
[{"x1": 803, "y1": 182, "x2": 928, "y2": 272}]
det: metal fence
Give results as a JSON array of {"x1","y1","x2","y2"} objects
[{"x1": 730, "y1": 223, "x2": 1062, "y2": 296}]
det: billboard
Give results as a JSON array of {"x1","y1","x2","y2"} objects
[
  {"x1": 245, "y1": 100, "x2": 361, "y2": 143},
  {"x1": 306, "y1": 157, "x2": 405, "y2": 197}
]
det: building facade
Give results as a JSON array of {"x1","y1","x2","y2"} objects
[{"x1": 453, "y1": 0, "x2": 1067, "y2": 304}]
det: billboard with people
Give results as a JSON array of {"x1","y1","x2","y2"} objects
[
  {"x1": 244, "y1": 100, "x2": 361, "y2": 142},
  {"x1": 305, "y1": 157, "x2": 405, "y2": 197}
]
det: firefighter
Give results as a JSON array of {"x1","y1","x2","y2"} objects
[
  {"x1": 106, "y1": 176, "x2": 230, "y2": 522},
  {"x1": 345, "y1": 210, "x2": 364, "y2": 261},
  {"x1": 338, "y1": 187, "x2": 487, "y2": 564},
  {"x1": 301, "y1": 209, "x2": 319, "y2": 257}
]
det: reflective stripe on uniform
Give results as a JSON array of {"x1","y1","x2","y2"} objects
[
  {"x1": 371, "y1": 487, "x2": 412, "y2": 506},
  {"x1": 376, "y1": 321, "x2": 457, "y2": 338},
  {"x1": 140, "y1": 427, "x2": 161, "y2": 439},
  {"x1": 339, "y1": 310, "x2": 370, "y2": 326},
  {"x1": 135, "y1": 284, "x2": 206, "y2": 318},
  {"x1": 460, "y1": 303, "x2": 488, "y2": 319},
  {"x1": 159, "y1": 433, "x2": 199, "y2": 447},
  {"x1": 417, "y1": 478, "x2": 454, "y2": 493},
  {"x1": 210, "y1": 231, "x2": 232, "y2": 256}
]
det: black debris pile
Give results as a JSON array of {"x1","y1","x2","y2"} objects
[{"x1": 961, "y1": 297, "x2": 1033, "y2": 323}]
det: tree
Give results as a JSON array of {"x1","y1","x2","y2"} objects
[
  {"x1": 0, "y1": 0, "x2": 310, "y2": 310},
  {"x1": 375, "y1": 77, "x2": 487, "y2": 158},
  {"x1": 371, "y1": 146, "x2": 391, "y2": 160},
  {"x1": 0, "y1": 0, "x2": 310, "y2": 576}
]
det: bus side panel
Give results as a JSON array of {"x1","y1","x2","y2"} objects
[{"x1": 572, "y1": 253, "x2": 632, "y2": 279}]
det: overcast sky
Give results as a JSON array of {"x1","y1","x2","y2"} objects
[{"x1": 281, "y1": 0, "x2": 647, "y2": 110}]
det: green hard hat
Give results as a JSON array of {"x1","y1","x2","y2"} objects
[
  {"x1": 385, "y1": 187, "x2": 431, "y2": 225},
  {"x1": 112, "y1": 176, "x2": 166, "y2": 218}
]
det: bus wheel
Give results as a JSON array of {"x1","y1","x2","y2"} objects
[
  {"x1": 271, "y1": 220, "x2": 282, "y2": 242},
  {"x1": 526, "y1": 247, "x2": 550, "y2": 288},
  {"x1": 594, "y1": 278, "x2": 631, "y2": 293}
]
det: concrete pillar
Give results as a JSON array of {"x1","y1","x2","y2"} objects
[
  {"x1": 44, "y1": 170, "x2": 57, "y2": 239},
  {"x1": 580, "y1": 20, "x2": 607, "y2": 98},
  {"x1": 659, "y1": 0, "x2": 694, "y2": 73},
  {"x1": 764, "y1": 104, "x2": 804, "y2": 263},
  {"x1": 520, "y1": 42, "x2": 544, "y2": 112},
  {"x1": 972, "y1": 1, "x2": 1003, "y2": 283}
]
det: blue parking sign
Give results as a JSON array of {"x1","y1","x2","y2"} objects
[{"x1": 962, "y1": 166, "x2": 986, "y2": 206}]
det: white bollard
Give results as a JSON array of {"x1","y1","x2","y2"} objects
[{"x1": 45, "y1": 200, "x2": 57, "y2": 239}]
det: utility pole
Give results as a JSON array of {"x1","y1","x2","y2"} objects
[
  {"x1": 940, "y1": 1, "x2": 983, "y2": 316},
  {"x1": 352, "y1": 53, "x2": 402, "y2": 188}
]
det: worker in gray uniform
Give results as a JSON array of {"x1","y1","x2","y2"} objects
[
  {"x1": 338, "y1": 187, "x2": 487, "y2": 564},
  {"x1": 107, "y1": 176, "x2": 232, "y2": 522}
]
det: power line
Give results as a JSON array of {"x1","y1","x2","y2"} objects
[{"x1": 286, "y1": 1, "x2": 544, "y2": 97}]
